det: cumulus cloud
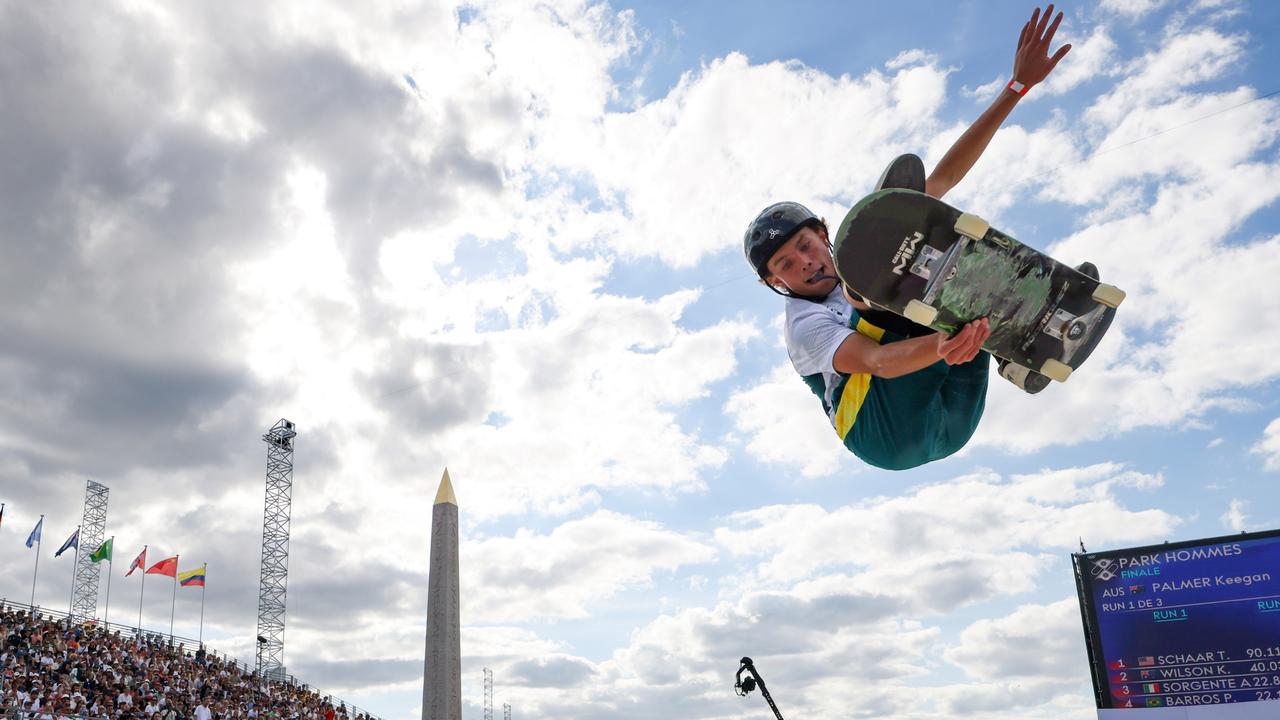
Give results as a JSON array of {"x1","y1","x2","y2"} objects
[
  {"x1": 549, "y1": 51, "x2": 953, "y2": 266},
  {"x1": 503, "y1": 463, "x2": 1174, "y2": 720},
  {"x1": 1036, "y1": 26, "x2": 1121, "y2": 97},
  {"x1": 724, "y1": 363, "x2": 863, "y2": 478},
  {"x1": 462, "y1": 510, "x2": 717, "y2": 622},
  {"x1": 1099, "y1": 0, "x2": 1168, "y2": 18},
  {"x1": 1220, "y1": 498, "x2": 1249, "y2": 531},
  {"x1": 0, "y1": 0, "x2": 737, "y2": 708},
  {"x1": 1253, "y1": 418, "x2": 1280, "y2": 471},
  {"x1": 943, "y1": 598, "x2": 1087, "y2": 681},
  {"x1": 714, "y1": 463, "x2": 1174, "y2": 586}
]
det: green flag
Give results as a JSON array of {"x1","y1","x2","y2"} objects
[{"x1": 89, "y1": 537, "x2": 113, "y2": 563}]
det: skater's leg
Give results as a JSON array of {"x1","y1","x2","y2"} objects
[
  {"x1": 844, "y1": 363, "x2": 950, "y2": 470},
  {"x1": 937, "y1": 351, "x2": 991, "y2": 453}
]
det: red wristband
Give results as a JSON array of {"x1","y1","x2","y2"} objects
[{"x1": 1006, "y1": 79, "x2": 1030, "y2": 97}]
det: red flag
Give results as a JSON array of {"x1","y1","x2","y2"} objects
[
  {"x1": 125, "y1": 547, "x2": 147, "y2": 577},
  {"x1": 146, "y1": 556, "x2": 178, "y2": 577}
]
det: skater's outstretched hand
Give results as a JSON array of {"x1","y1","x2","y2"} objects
[
  {"x1": 937, "y1": 318, "x2": 990, "y2": 365},
  {"x1": 1013, "y1": 5, "x2": 1071, "y2": 89}
]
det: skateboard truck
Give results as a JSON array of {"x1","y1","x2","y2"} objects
[{"x1": 902, "y1": 212, "x2": 990, "y2": 328}]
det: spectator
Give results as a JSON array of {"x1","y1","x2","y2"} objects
[{"x1": 0, "y1": 605, "x2": 367, "y2": 720}]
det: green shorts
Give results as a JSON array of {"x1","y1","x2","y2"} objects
[{"x1": 843, "y1": 350, "x2": 990, "y2": 470}]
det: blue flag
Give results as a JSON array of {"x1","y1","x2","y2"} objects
[
  {"x1": 54, "y1": 528, "x2": 78, "y2": 557},
  {"x1": 25, "y1": 517, "x2": 42, "y2": 548}
]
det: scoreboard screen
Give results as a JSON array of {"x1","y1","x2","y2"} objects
[{"x1": 1074, "y1": 529, "x2": 1280, "y2": 711}]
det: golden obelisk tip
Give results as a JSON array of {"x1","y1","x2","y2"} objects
[{"x1": 434, "y1": 467, "x2": 457, "y2": 506}]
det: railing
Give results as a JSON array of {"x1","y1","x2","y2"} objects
[{"x1": 0, "y1": 600, "x2": 383, "y2": 720}]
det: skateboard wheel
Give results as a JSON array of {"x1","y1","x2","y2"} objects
[
  {"x1": 1092, "y1": 283, "x2": 1126, "y2": 309},
  {"x1": 1039, "y1": 358, "x2": 1073, "y2": 383},
  {"x1": 954, "y1": 213, "x2": 990, "y2": 241},
  {"x1": 903, "y1": 299, "x2": 938, "y2": 326},
  {"x1": 999, "y1": 360, "x2": 1051, "y2": 394}
]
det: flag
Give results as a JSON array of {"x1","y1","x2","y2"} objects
[
  {"x1": 1143, "y1": 683, "x2": 1161, "y2": 693},
  {"x1": 25, "y1": 517, "x2": 42, "y2": 548},
  {"x1": 126, "y1": 548, "x2": 147, "y2": 577},
  {"x1": 1140, "y1": 670, "x2": 1152, "y2": 680},
  {"x1": 55, "y1": 528, "x2": 79, "y2": 558},
  {"x1": 1146, "y1": 698, "x2": 1163, "y2": 708},
  {"x1": 90, "y1": 538, "x2": 113, "y2": 563},
  {"x1": 178, "y1": 566, "x2": 206, "y2": 588},
  {"x1": 146, "y1": 556, "x2": 178, "y2": 577},
  {"x1": 1138, "y1": 656, "x2": 1156, "y2": 667}
]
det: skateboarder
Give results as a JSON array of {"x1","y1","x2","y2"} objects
[{"x1": 744, "y1": 5, "x2": 1072, "y2": 470}]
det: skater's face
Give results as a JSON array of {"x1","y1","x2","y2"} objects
[{"x1": 765, "y1": 226, "x2": 838, "y2": 296}]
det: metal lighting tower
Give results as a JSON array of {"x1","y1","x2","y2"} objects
[
  {"x1": 483, "y1": 668, "x2": 493, "y2": 720},
  {"x1": 71, "y1": 481, "x2": 110, "y2": 621},
  {"x1": 256, "y1": 418, "x2": 297, "y2": 681},
  {"x1": 502, "y1": 704, "x2": 511, "y2": 720}
]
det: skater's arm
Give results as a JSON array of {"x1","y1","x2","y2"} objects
[
  {"x1": 924, "y1": 94, "x2": 1019, "y2": 200},
  {"x1": 833, "y1": 319, "x2": 990, "y2": 378},
  {"x1": 925, "y1": 5, "x2": 1071, "y2": 199}
]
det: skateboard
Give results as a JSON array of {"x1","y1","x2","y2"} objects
[{"x1": 832, "y1": 188, "x2": 1125, "y2": 383}]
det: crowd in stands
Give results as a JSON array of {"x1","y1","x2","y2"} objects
[{"x1": 0, "y1": 605, "x2": 373, "y2": 720}]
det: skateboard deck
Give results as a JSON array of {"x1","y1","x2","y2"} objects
[{"x1": 832, "y1": 188, "x2": 1125, "y2": 383}]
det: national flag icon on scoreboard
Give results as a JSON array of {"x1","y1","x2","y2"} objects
[
  {"x1": 1129, "y1": 584, "x2": 1145, "y2": 594},
  {"x1": 1143, "y1": 683, "x2": 1161, "y2": 693},
  {"x1": 1138, "y1": 656, "x2": 1156, "y2": 667},
  {"x1": 1140, "y1": 670, "x2": 1153, "y2": 680},
  {"x1": 1147, "y1": 698, "x2": 1164, "y2": 708}
]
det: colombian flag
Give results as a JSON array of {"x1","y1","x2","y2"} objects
[{"x1": 178, "y1": 565, "x2": 206, "y2": 588}]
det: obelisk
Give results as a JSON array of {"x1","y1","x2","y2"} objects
[{"x1": 423, "y1": 468, "x2": 461, "y2": 720}]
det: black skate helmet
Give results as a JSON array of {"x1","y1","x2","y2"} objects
[{"x1": 743, "y1": 201, "x2": 825, "y2": 283}]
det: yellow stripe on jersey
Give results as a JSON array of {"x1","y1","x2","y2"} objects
[
  {"x1": 833, "y1": 316, "x2": 888, "y2": 439},
  {"x1": 834, "y1": 373, "x2": 870, "y2": 438},
  {"x1": 855, "y1": 317, "x2": 885, "y2": 342}
]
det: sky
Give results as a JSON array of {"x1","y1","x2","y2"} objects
[{"x1": 1, "y1": 0, "x2": 1279, "y2": 718}]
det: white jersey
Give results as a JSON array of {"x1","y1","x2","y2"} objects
[{"x1": 783, "y1": 287, "x2": 855, "y2": 426}]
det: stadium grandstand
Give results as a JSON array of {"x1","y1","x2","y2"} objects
[{"x1": 0, "y1": 601, "x2": 380, "y2": 720}]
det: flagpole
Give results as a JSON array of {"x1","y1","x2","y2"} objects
[
  {"x1": 103, "y1": 536, "x2": 115, "y2": 627},
  {"x1": 30, "y1": 515, "x2": 44, "y2": 610},
  {"x1": 169, "y1": 554, "x2": 179, "y2": 647},
  {"x1": 198, "y1": 563, "x2": 207, "y2": 645},
  {"x1": 68, "y1": 525, "x2": 81, "y2": 617},
  {"x1": 138, "y1": 544, "x2": 148, "y2": 631}
]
